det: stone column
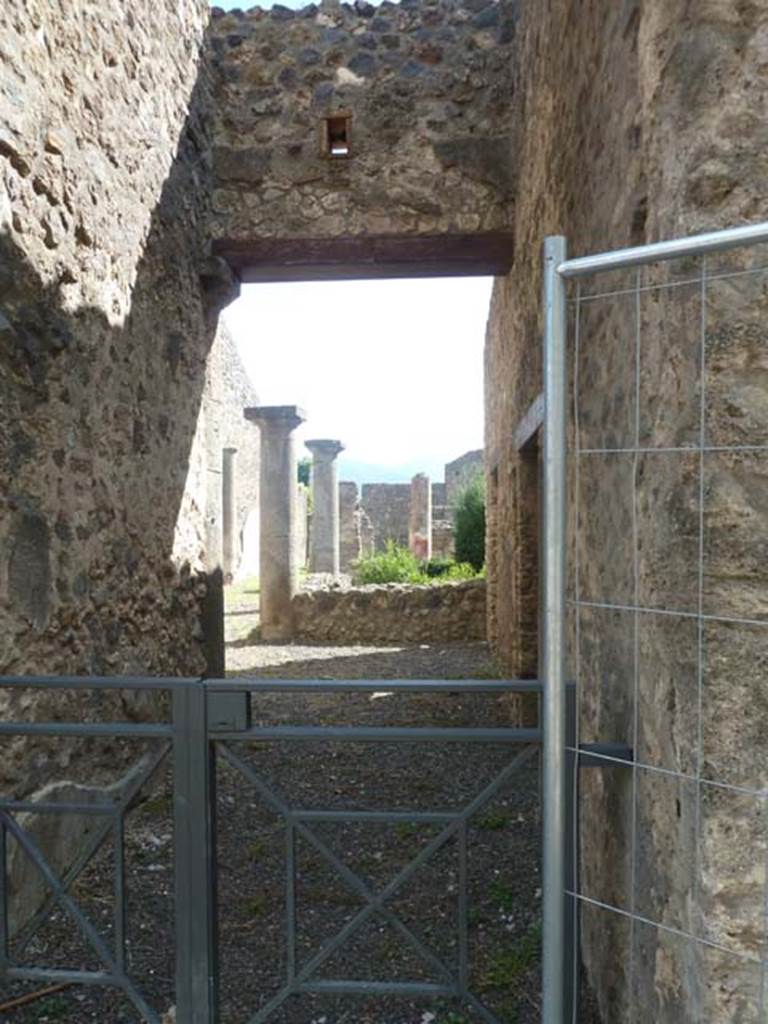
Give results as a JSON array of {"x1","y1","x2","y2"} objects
[
  {"x1": 244, "y1": 405, "x2": 306, "y2": 641},
  {"x1": 409, "y1": 472, "x2": 432, "y2": 561},
  {"x1": 306, "y1": 439, "x2": 345, "y2": 575},
  {"x1": 221, "y1": 447, "x2": 237, "y2": 583}
]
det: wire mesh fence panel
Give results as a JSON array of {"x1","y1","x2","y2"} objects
[{"x1": 565, "y1": 240, "x2": 768, "y2": 1023}]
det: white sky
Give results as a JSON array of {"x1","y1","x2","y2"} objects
[{"x1": 223, "y1": 278, "x2": 493, "y2": 479}]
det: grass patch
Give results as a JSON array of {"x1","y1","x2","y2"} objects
[
  {"x1": 394, "y1": 821, "x2": 420, "y2": 840},
  {"x1": 246, "y1": 894, "x2": 269, "y2": 917},
  {"x1": 489, "y1": 879, "x2": 515, "y2": 911},
  {"x1": 479, "y1": 919, "x2": 541, "y2": 992},
  {"x1": 247, "y1": 839, "x2": 267, "y2": 862},
  {"x1": 142, "y1": 793, "x2": 172, "y2": 818},
  {"x1": 477, "y1": 811, "x2": 512, "y2": 831},
  {"x1": 34, "y1": 996, "x2": 70, "y2": 1019},
  {"x1": 354, "y1": 541, "x2": 480, "y2": 586}
]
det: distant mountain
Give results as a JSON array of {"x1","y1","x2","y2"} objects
[{"x1": 336, "y1": 457, "x2": 446, "y2": 488}]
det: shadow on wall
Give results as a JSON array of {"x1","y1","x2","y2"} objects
[{"x1": 0, "y1": 61, "x2": 236, "y2": 797}]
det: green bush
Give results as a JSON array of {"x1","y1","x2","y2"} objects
[
  {"x1": 355, "y1": 541, "x2": 425, "y2": 584},
  {"x1": 354, "y1": 543, "x2": 481, "y2": 586},
  {"x1": 297, "y1": 457, "x2": 311, "y2": 487},
  {"x1": 424, "y1": 557, "x2": 455, "y2": 577},
  {"x1": 440, "y1": 561, "x2": 480, "y2": 582},
  {"x1": 454, "y1": 475, "x2": 486, "y2": 571}
]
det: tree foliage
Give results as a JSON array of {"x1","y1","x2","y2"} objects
[
  {"x1": 453, "y1": 475, "x2": 485, "y2": 571},
  {"x1": 297, "y1": 457, "x2": 311, "y2": 487}
]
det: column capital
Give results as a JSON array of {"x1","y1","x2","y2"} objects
[
  {"x1": 306, "y1": 438, "x2": 345, "y2": 459},
  {"x1": 244, "y1": 405, "x2": 306, "y2": 432}
]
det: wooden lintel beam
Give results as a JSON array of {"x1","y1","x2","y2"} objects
[{"x1": 212, "y1": 231, "x2": 514, "y2": 283}]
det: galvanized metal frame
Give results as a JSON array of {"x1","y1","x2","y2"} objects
[
  {"x1": 541, "y1": 218, "x2": 768, "y2": 1023},
  {"x1": 542, "y1": 234, "x2": 569, "y2": 1024}
]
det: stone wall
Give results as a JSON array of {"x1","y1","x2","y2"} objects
[
  {"x1": 175, "y1": 321, "x2": 260, "y2": 581},
  {"x1": 292, "y1": 578, "x2": 485, "y2": 643},
  {"x1": 484, "y1": 1, "x2": 768, "y2": 1020},
  {"x1": 360, "y1": 479, "x2": 451, "y2": 554},
  {"x1": 208, "y1": 0, "x2": 516, "y2": 277},
  {"x1": 360, "y1": 482, "x2": 411, "y2": 550},
  {"x1": 0, "y1": 0, "x2": 225, "y2": 796}
]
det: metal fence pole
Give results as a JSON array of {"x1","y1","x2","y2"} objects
[
  {"x1": 564, "y1": 682, "x2": 577, "y2": 1023},
  {"x1": 173, "y1": 684, "x2": 219, "y2": 1023},
  {"x1": 542, "y1": 235, "x2": 568, "y2": 1024}
]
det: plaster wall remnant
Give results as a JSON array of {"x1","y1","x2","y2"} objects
[
  {"x1": 431, "y1": 518, "x2": 455, "y2": 559},
  {"x1": 306, "y1": 438, "x2": 344, "y2": 574},
  {"x1": 296, "y1": 484, "x2": 310, "y2": 572},
  {"x1": 173, "y1": 320, "x2": 261, "y2": 582},
  {"x1": 208, "y1": 0, "x2": 517, "y2": 281},
  {"x1": 339, "y1": 481, "x2": 375, "y2": 572},
  {"x1": 409, "y1": 472, "x2": 432, "y2": 560},
  {"x1": 484, "y1": 1, "x2": 768, "y2": 1019},
  {"x1": 221, "y1": 447, "x2": 238, "y2": 582},
  {"x1": 245, "y1": 406, "x2": 306, "y2": 641}
]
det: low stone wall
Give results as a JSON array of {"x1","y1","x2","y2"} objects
[{"x1": 292, "y1": 578, "x2": 486, "y2": 644}]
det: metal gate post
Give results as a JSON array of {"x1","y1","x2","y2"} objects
[
  {"x1": 173, "y1": 683, "x2": 219, "y2": 1023},
  {"x1": 542, "y1": 235, "x2": 568, "y2": 1024},
  {"x1": 564, "y1": 682, "x2": 577, "y2": 1023}
]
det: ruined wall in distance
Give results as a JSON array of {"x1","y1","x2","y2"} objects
[{"x1": 360, "y1": 482, "x2": 411, "y2": 551}]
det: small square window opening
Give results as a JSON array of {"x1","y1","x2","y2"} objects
[{"x1": 323, "y1": 115, "x2": 352, "y2": 158}]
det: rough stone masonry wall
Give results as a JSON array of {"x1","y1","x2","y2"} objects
[
  {"x1": 293, "y1": 578, "x2": 485, "y2": 643},
  {"x1": 485, "y1": 2, "x2": 768, "y2": 1021},
  {"x1": 208, "y1": 0, "x2": 516, "y2": 253},
  {"x1": 0, "y1": 0, "x2": 223, "y2": 798}
]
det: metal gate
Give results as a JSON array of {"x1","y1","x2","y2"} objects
[
  {"x1": 541, "y1": 220, "x2": 768, "y2": 1023},
  {"x1": 0, "y1": 674, "x2": 543, "y2": 1023}
]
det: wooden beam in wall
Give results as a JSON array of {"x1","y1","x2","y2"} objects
[{"x1": 213, "y1": 231, "x2": 514, "y2": 283}]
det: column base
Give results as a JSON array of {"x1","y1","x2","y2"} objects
[{"x1": 260, "y1": 621, "x2": 294, "y2": 642}]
